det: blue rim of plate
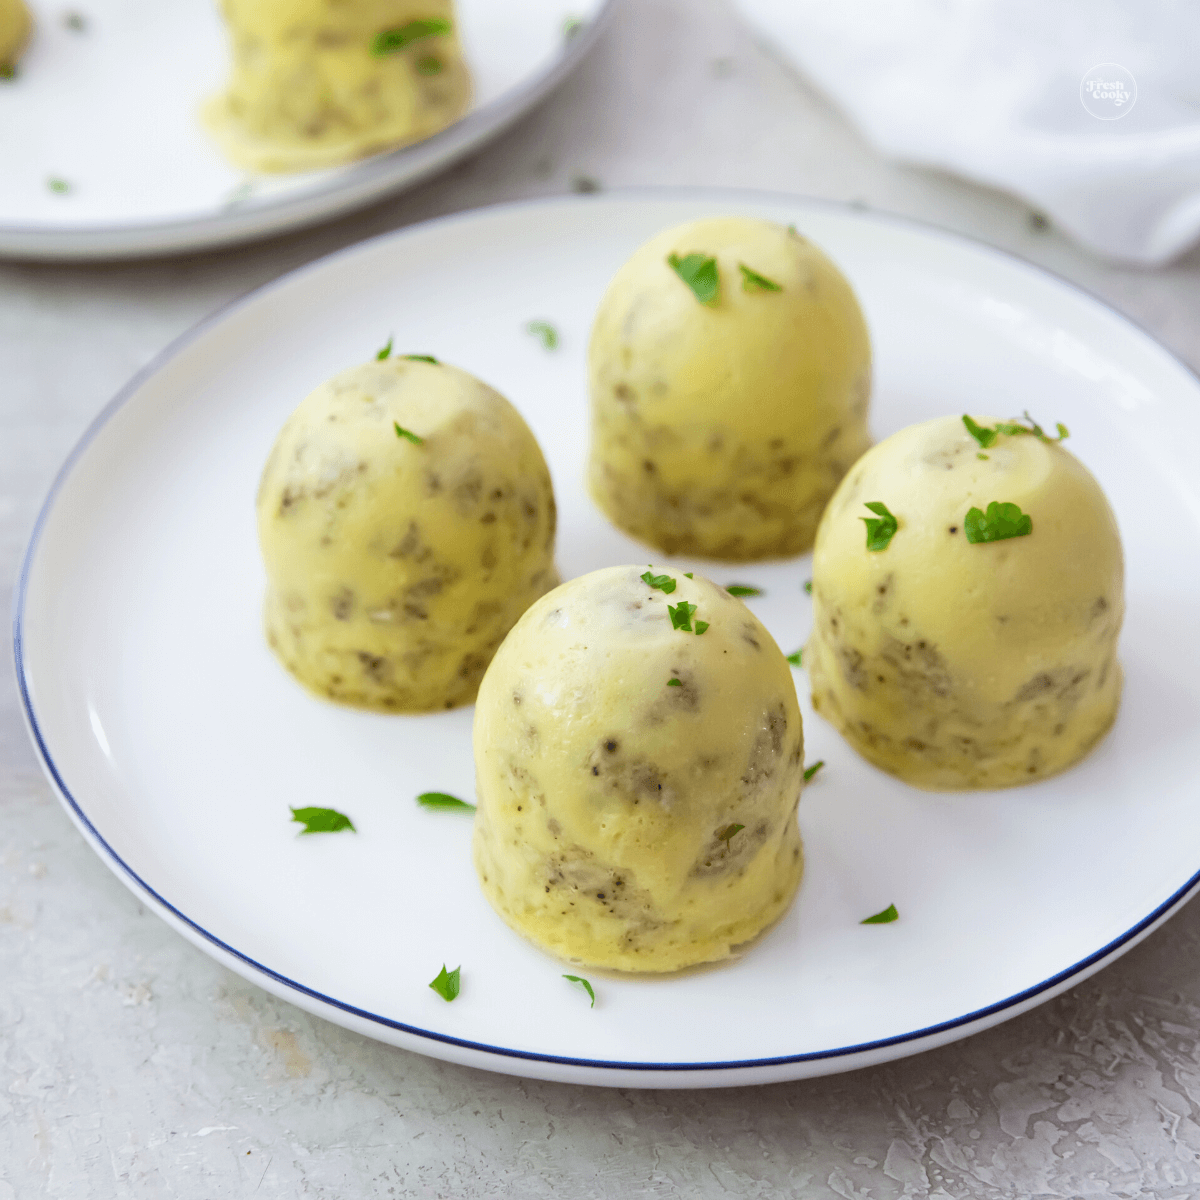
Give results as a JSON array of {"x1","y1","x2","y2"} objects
[
  {"x1": 13, "y1": 190, "x2": 1200, "y2": 1076},
  {"x1": 0, "y1": 1, "x2": 616, "y2": 261}
]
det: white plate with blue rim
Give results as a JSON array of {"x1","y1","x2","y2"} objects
[
  {"x1": 15, "y1": 191, "x2": 1200, "y2": 1087},
  {"x1": 0, "y1": 0, "x2": 612, "y2": 260}
]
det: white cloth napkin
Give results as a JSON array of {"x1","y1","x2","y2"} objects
[{"x1": 733, "y1": 0, "x2": 1200, "y2": 265}]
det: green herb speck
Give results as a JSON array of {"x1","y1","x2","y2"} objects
[
  {"x1": 394, "y1": 422, "x2": 423, "y2": 444},
  {"x1": 803, "y1": 760, "x2": 825, "y2": 782},
  {"x1": 717, "y1": 823, "x2": 745, "y2": 843},
  {"x1": 667, "y1": 252, "x2": 720, "y2": 306},
  {"x1": 964, "y1": 501, "x2": 1032, "y2": 544},
  {"x1": 372, "y1": 17, "x2": 452, "y2": 56},
  {"x1": 429, "y1": 964, "x2": 461, "y2": 1001},
  {"x1": 641, "y1": 568, "x2": 677, "y2": 594},
  {"x1": 738, "y1": 263, "x2": 782, "y2": 293},
  {"x1": 725, "y1": 583, "x2": 763, "y2": 597},
  {"x1": 862, "y1": 904, "x2": 899, "y2": 925},
  {"x1": 376, "y1": 335, "x2": 393, "y2": 360},
  {"x1": 416, "y1": 792, "x2": 475, "y2": 812},
  {"x1": 290, "y1": 806, "x2": 355, "y2": 834},
  {"x1": 786, "y1": 649, "x2": 802, "y2": 667},
  {"x1": 860, "y1": 501, "x2": 898, "y2": 552},
  {"x1": 526, "y1": 320, "x2": 559, "y2": 350},
  {"x1": 563, "y1": 974, "x2": 594, "y2": 1005}
]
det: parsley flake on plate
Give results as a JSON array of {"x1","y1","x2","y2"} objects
[
  {"x1": 738, "y1": 263, "x2": 782, "y2": 292},
  {"x1": 804, "y1": 580, "x2": 813, "y2": 595},
  {"x1": 641, "y1": 568, "x2": 676, "y2": 594},
  {"x1": 786, "y1": 648, "x2": 802, "y2": 667},
  {"x1": 290, "y1": 806, "x2": 355, "y2": 834},
  {"x1": 371, "y1": 17, "x2": 452, "y2": 56},
  {"x1": 47, "y1": 177, "x2": 71, "y2": 194},
  {"x1": 667, "y1": 678, "x2": 682, "y2": 687},
  {"x1": 563, "y1": 974, "x2": 595, "y2": 1006},
  {"x1": 417, "y1": 792, "x2": 476, "y2": 812},
  {"x1": 376, "y1": 335, "x2": 393, "y2": 360},
  {"x1": 667, "y1": 252, "x2": 720, "y2": 306},
  {"x1": 725, "y1": 583, "x2": 763, "y2": 597},
  {"x1": 860, "y1": 501, "x2": 898, "y2": 551},
  {"x1": 861, "y1": 904, "x2": 899, "y2": 925},
  {"x1": 394, "y1": 422, "x2": 423, "y2": 445},
  {"x1": 964, "y1": 501, "x2": 1032, "y2": 544},
  {"x1": 526, "y1": 320, "x2": 559, "y2": 351},
  {"x1": 429, "y1": 964, "x2": 461, "y2": 1001},
  {"x1": 403, "y1": 354, "x2": 439, "y2": 364},
  {"x1": 803, "y1": 760, "x2": 825, "y2": 782}
]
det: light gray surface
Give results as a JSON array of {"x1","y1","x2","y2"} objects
[{"x1": 4, "y1": 1, "x2": 1200, "y2": 1194}]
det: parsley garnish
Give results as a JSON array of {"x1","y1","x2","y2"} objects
[
  {"x1": 47, "y1": 178, "x2": 71, "y2": 194},
  {"x1": 962, "y1": 415, "x2": 996, "y2": 449},
  {"x1": 738, "y1": 263, "x2": 782, "y2": 293},
  {"x1": 394, "y1": 422, "x2": 423, "y2": 444},
  {"x1": 416, "y1": 56, "x2": 443, "y2": 75},
  {"x1": 417, "y1": 792, "x2": 475, "y2": 812},
  {"x1": 694, "y1": 620, "x2": 709, "y2": 635},
  {"x1": 429, "y1": 964, "x2": 461, "y2": 1001},
  {"x1": 526, "y1": 320, "x2": 559, "y2": 350},
  {"x1": 725, "y1": 584, "x2": 763, "y2": 597},
  {"x1": 860, "y1": 502, "x2": 898, "y2": 551},
  {"x1": 403, "y1": 354, "x2": 439, "y2": 363},
  {"x1": 290, "y1": 806, "x2": 355, "y2": 834},
  {"x1": 861, "y1": 904, "x2": 899, "y2": 925},
  {"x1": 964, "y1": 412, "x2": 1068, "y2": 446},
  {"x1": 804, "y1": 580, "x2": 813, "y2": 595},
  {"x1": 372, "y1": 17, "x2": 452, "y2": 56},
  {"x1": 667, "y1": 252, "x2": 720, "y2": 306},
  {"x1": 377, "y1": 335, "x2": 393, "y2": 360},
  {"x1": 964, "y1": 501, "x2": 1032, "y2": 543},
  {"x1": 803, "y1": 760, "x2": 825, "y2": 782},
  {"x1": 563, "y1": 974, "x2": 594, "y2": 1005},
  {"x1": 786, "y1": 648, "x2": 802, "y2": 666},
  {"x1": 717, "y1": 823, "x2": 745, "y2": 843},
  {"x1": 667, "y1": 678, "x2": 682, "y2": 687},
  {"x1": 977, "y1": 453, "x2": 989, "y2": 460},
  {"x1": 684, "y1": 572, "x2": 694, "y2": 579},
  {"x1": 668, "y1": 600, "x2": 697, "y2": 631},
  {"x1": 641, "y1": 568, "x2": 677, "y2": 594}
]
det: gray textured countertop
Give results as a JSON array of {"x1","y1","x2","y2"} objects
[{"x1": 5, "y1": 2, "x2": 1200, "y2": 1195}]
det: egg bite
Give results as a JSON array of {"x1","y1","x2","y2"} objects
[{"x1": 805, "y1": 414, "x2": 1123, "y2": 789}]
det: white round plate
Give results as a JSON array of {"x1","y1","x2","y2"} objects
[
  {"x1": 0, "y1": 0, "x2": 611, "y2": 260},
  {"x1": 15, "y1": 192, "x2": 1200, "y2": 1088}
]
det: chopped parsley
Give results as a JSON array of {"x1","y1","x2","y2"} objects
[
  {"x1": 416, "y1": 56, "x2": 443, "y2": 75},
  {"x1": 372, "y1": 17, "x2": 452, "y2": 56},
  {"x1": 417, "y1": 792, "x2": 476, "y2": 812},
  {"x1": 860, "y1": 501, "x2": 898, "y2": 551},
  {"x1": 376, "y1": 335, "x2": 393, "y2": 360},
  {"x1": 717, "y1": 823, "x2": 745, "y2": 843},
  {"x1": 786, "y1": 648, "x2": 802, "y2": 667},
  {"x1": 641, "y1": 568, "x2": 677, "y2": 594},
  {"x1": 804, "y1": 580, "x2": 813, "y2": 595},
  {"x1": 526, "y1": 320, "x2": 559, "y2": 350},
  {"x1": 977, "y1": 452, "x2": 989, "y2": 460},
  {"x1": 964, "y1": 501, "x2": 1032, "y2": 544},
  {"x1": 668, "y1": 600, "x2": 697, "y2": 631},
  {"x1": 803, "y1": 760, "x2": 825, "y2": 782},
  {"x1": 861, "y1": 904, "x2": 899, "y2": 925},
  {"x1": 684, "y1": 572, "x2": 694, "y2": 579},
  {"x1": 738, "y1": 263, "x2": 782, "y2": 292},
  {"x1": 667, "y1": 252, "x2": 720, "y2": 306},
  {"x1": 429, "y1": 964, "x2": 461, "y2": 1001},
  {"x1": 694, "y1": 620, "x2": 709, "y2": 635},
  {"x1": 394, "y1": 422, "x2": 423, "y2": 444},
  {"x1": 290, "y1": 806, "x2": 355, "y2": 834},
  {"x1": 403, "y1": 354, "x2": 439, "y2": 363},
  {"x1": 725, "y1": 583, "x2": 763, "y2": 597},
  {"x1": 563, "y1": 974, "x2": 595, "y2": 1006},
  {"x1": 963, "y1": 411, "x2": 1069, "y2": 446},
  {"x1": 47, "y1": 178, "x2": 71, "y2": 194},
  {"x1": 667, "y1": 678, "x2": 682, "y2": 687},
  {"x1": 962, "y1": 415, "x2": 997, "y2": 449}
]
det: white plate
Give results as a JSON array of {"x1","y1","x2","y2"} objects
[
  {"x1": 0, "y1": 0, "x2": 611, "y2": 259},
  {"x1": 15, "y1": 192, "x2": 1200, "y2": 1088}
]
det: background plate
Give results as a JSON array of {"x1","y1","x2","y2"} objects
[
  {"x1": 0, "y1": 0, "x2": 610, "y2": 259},
  {"x1": 15, "y1": 192, "x2": 1200, "y2": 1088}
]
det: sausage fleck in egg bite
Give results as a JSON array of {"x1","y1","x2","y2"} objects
[
  {"x1": 472, "y1": 565, "x2": 805, "y2": 972},
  {"x1": 805, "y1": 413, "x2": 1123, "y2": 789},
  {"x1": 257, "y1": 354, "x2": 557, "y2": 711},
  {"x1": 588, "y1": 216, "x2": 872, "y2": 561}
]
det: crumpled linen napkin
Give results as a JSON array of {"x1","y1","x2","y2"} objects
[{"x1": 733, "y1": 0, "x2": 1200, "y2": 265}]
